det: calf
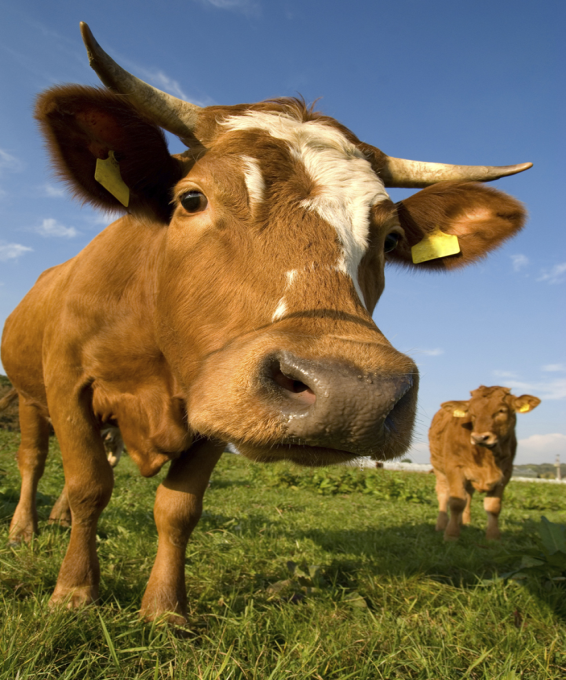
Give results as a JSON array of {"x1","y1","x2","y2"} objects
[{"x1": 430, "y1": 386, "x2": 540, "y2": 540}]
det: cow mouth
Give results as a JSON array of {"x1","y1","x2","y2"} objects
[
  {"x1": 235, "y1": 441, "x2": 364, "y2": 467},
  {"x1": 470, "y1": 439, "x2": 497, "y2": 449}
]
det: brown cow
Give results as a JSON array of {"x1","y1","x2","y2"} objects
[
  {"x1": 430, "y1": 386, "x2": 540, "y2": 541},
  {"x1": 1, "y1": 23, "x2": 531, "y2": 623}
]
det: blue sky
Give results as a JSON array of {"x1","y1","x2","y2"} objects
[{"x1": 0, "y1": 0, "x2": 564, "y2": 464}]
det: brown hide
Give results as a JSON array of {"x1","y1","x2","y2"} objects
[
  {"x1": 429, "y1": 386, "x2": 540, "y2": 540},
  {"x1": 1, "y1": 67, "x2": 530, "y2": 622}
]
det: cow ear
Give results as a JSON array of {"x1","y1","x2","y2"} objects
[
  {"x1": 387, "y1": 181, "x2": 527, "y2": 271},
  {"x1": 35, "y1": 85, "x2": 184, "y2": 223},
  {"x1": 512, "y1": 395, "x2": 541, "y2": 413},
  {"x1": 441, "y1": 400, "x2": 469, "y2": 417}
]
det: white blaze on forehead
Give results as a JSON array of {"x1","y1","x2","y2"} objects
[
  {"x1": 224, "y1": 111, "x2": 391, "y2": 308},
  {"x1": 241, "y1": 155, "x2": 265, "y2": 208},
  {"x1": 271, "y1": 269, "x2": 297, "y2": 322}
]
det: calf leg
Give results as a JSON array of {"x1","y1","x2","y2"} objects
[
  {"x1": 444, "y1": 469, "x2": 467, "y2": 541},
  {"x1": 484, "y1": 488, "x2": 504, "y2": 540},
  {"x1": 434, "y1": 471, "x2": 450, "y2": 532},
  {"x1": 9, "y1": 400, "x2": 50, "y2": 544},
  {"x1": 140, "y1": 438, "x2": 224, "y2": 624},
  {"x1": 462, "y1": 483, "x2": 474, "y2": 525}
]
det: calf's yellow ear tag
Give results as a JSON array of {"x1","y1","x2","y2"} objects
[
  {"x1": 518, "y1": 404, "x2": 531, "y2": 413},
  {"x1": 453, "y1": 409, "x2": 467, "y2": 417},
  {"x1": 411, "y1": 226, "x2": 460, "y2": 264},
  {"x1": 95, "y1": 151, "x2": 130, "y2": 207}
]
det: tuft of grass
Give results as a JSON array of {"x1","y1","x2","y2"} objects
[{"x1": 1, "y1": 429, "x2": 565, "y2": 679}]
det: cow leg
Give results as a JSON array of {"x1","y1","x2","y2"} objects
[
  {"x1": 434, "y1": 471, "x2": 450, "y2": 532},
  {"x1": 49, "y1": 484, "x2": 72, "y2": 527},
  {"x1": 140, "y1": 438, "x2": 224, "y2": 624},
  {"x1": 48, "y1": 392, "x2": 114, "y2": 609},
  {"x1": 444, "y1": 470, "x2": 467, "y2": 541},
  {"x1": 484, "y1": 487, "x2": 504, "y2": 540},
  {"x1": 462, "y1": 482, "x2": 474, "y2": 525},
  {"x1": 9, "y1": 401, "x2": 50, "y2": 544},
  {"x1": 49, "y1": 430, "x2": 122, "y2": 527}
]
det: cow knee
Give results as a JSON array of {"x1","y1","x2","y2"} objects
[
  {"x1": 448, "y1": 497, "x2": 466, "y2": 515},
  {"x1": 484, "y1": 497, "x2": 501, "y2": 515},
  {"x1": 153, "y1": 486, "x2": 202, "y2": 545},
  {"x1": 66, "y1": 473, "x2": 113, "y2": 521}
]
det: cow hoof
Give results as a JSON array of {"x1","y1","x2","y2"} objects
[
  {"x1": 49, "y1": 586, "x2": 98, "y2": 609},
  {"x1": 8, "y1": 528, "x2": 35, "y2": 545},
  {"x1": 140, "y1": 607, "x2": 188, "y2": 626},
  {"x1": 443, "y1": 534, "x2": 459, "y2": 542},
  {"x1": 140, "y1": 593, "x2": 188, "y2": 626},
  {"x1": 48, "y1": 516, "x2": 72, "y2": 528}
]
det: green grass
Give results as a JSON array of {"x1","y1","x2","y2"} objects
[{"x1": 1, "y1": 429, "x2": 565, "y2": 679}]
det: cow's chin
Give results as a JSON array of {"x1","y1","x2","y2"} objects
[
  {"x1": 233, "y1": 438, "x2": 410, "y2": 467},
  {"x1": 236, "y1": 442, "x2": 359, "y2": 467}
]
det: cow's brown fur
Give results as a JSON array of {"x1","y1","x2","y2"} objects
[
  {"x1": 1, "y1": 83, "x2": 529, "y2": 622},
  {"x1": 429, "y1": 386, "x2": 540, "y2": 541}
]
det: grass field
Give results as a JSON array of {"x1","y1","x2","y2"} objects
[{"x1": 1, "y1": 429, "x2": 565, "y2": 679}]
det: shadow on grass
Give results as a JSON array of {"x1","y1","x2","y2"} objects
[{"x1": 297, "y1": 520, "x2": 566, "y2": 621}]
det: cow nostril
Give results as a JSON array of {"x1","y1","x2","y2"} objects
[{"x1": 271, "y1": 366, "x2": 316, "y2": 406}]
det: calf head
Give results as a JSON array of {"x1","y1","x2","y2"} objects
[
  {"x1": 442, "y1": 386, "x2": 540, "y2": 449},
  {"x1": 33, "y1": 24, "x2": 532, "y2": 466}
]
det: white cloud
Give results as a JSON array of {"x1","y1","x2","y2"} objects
[
  {"x1": 194, "y1": 0, "x2": 260, "y2": 14},
  {"x1": 42, "y1": 183, "x2": 66, "y2": 198},
  {"x1": 0, "y1": 148, "x2": 24, "y2": 174},
  {"x1": 537, "y1": 262, "x2": 566, "y2": 285},
  {"x1": 415, "y1": 348, "x2": 444, "y2": 357},
  {"x1": 502, "y1": 377, "x2": 566, "y2": 401},
  {"x1": 493, "y1": 370, "x2": 520, "y2": 379},
  {"x1": 36, "y1": 218, "x2": 78, "y2": 238},
  {"x1": 542, "y1": 364, "x2": 566, "y2": 373},
  {"x1": 0, "y1": 242, "x2": 33, "y2": 261},
  {"x1": 511, "y1": 254, "x2": 529, "y2": 272},
  {"x1": 516, "y1": 433, "x2": 566, "y2": 465}
]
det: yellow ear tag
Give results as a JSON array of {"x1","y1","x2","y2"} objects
[
  {"x1": 453, "y1": 409, "x2": 467, "y2": 417},
  {"x1": 518, "y1": 404, "x2": 530, "y2": 413},
  {"x1": 95, "y1": 151, "x2": 130, "y2": 207},
  {"x1": 411, "y1": 226, "x2": 460, "y2": 264}
]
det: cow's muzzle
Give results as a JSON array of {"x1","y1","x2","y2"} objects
[
  {"x1": 470, "y1": 432, "x2": 498, "y2": 448},
  {"x1": 259, "y1": 350, "x2": 418, "y2": 458}
]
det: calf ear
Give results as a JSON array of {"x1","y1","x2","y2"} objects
[
  {"x1": 512, "y1": 395, "x2": 541, "y2": 413},
  {"x1": 387, "y1": 181, "x2": 527, "y2": 270},
  {"x1": 35, "y1": 86, "x2": 184, "y2": 223},
  {"x1": 441, "y1": 400, "x2": 469, "y2": 417}
]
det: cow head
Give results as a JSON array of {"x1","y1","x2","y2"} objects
[
  {"x1": 442, "y1": 386, "x2": 540, "y2": 450},
  {"x1": 33, "y1": 24, "x2": 532, "y2": 466}
]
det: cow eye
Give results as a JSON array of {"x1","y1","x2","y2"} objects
[
  {"x1": 384, "y1": 232, "x2": 401, "y2": 253},
  {"x1": 180, "y1": 191, "x2": 207, "y2": 213}
]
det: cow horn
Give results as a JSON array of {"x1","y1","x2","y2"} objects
[
  {"x1": 80, "y1": 22, "x2": 201, "y2": 143},
  {"x1": 378, "y1": 155, "x2": 532, "y2": 188}
]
